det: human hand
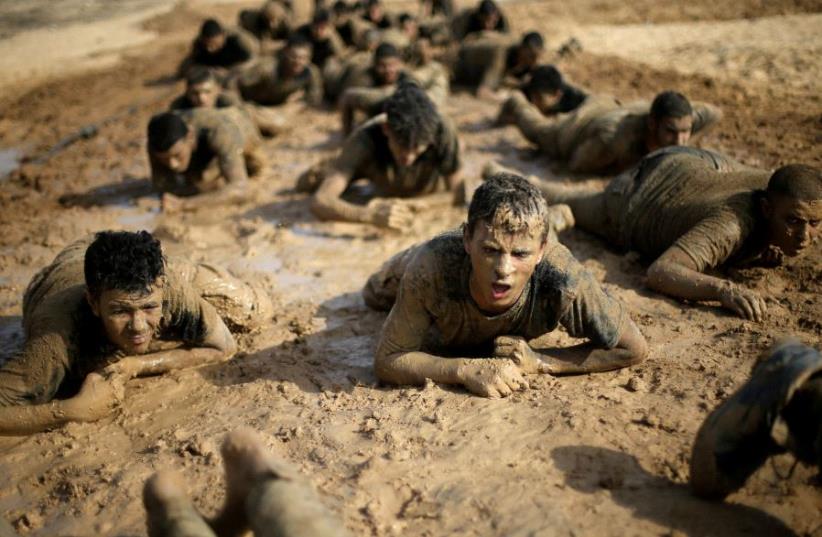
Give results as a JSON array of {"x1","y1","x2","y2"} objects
[
  {"x1": 368, "y1": 199, "x2": 414, "y2": 230},
  {"x1": 718, "y1": 283, "x2": 767, "y2": 322},
  {"x1": 493, "y1": 336, "x2": 551, "y2": 374},
  {"x1": 759, "y1": 245, "x2": 784, "y2": 267},
  {"x1": 457, "y1": 360, "x2": 528, "y2": 398},
  {"x1": 161, "y1": 192, "x2": 184, "y2": 213},
  {"x1": 64, "y1": 373, "x2": 124, "y2": 422}
]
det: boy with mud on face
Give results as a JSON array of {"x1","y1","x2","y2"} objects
[
  {"x1": 297, "y1": 81, "x2": 462, "y2": 230},
  {"x1": 0, "y1": 231, "x2": 272, "y2": 435},
  {"x1": 363, "y1": 174, "x2": 648, "y2": 398}
]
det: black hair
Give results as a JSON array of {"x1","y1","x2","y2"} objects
[
  {"x1": 383, "y1": 81, "x2": 439, "y2": 148},
  {"x1": 366, "y1": 0, "x2": 381, "y2": 7},
  {"x1": 521, "y1": 31, "x2": 544, "y2": 51},
  {"x1": 286, "y1": 32, "x2": 313, "y2": 49},
  {"x1": 200, "y1": 18, "x2": 224, "y2": 38},
  {"x1": 147, "y1": 112, "x2": 189, "y2": 153},
  {"x1": 766, "y1": 164, "x2": 822, "y2": 201},
  {"x1": 467, "y1": 173, "x2": 549, "y2": 240},
  {"x1": 650, "y1": 91, "x2": 692, "y2": 120},
  {"x1": 313, "y1": 8, "x2": 332, "y2": 24},
  {"x1": 477, "y1": 0, "x2": 499, "y2": 16},
  {"x1": 524, "y1": 65, "x2": 563, "y2": 94},
  {"x1": 398, "y1": 12, "x2": 414, "y2": 24},
  {"x1": 374, "y1": 42, "x2": 401, "y2": 60},
  {"x1": 85, "y1": 231, "x2": 166, "y2": 298},
  {"x1": 332, "y1": 0, "x2": 349, "y2": 14},
  {"x1": 185, "y1": 66, "x2": 218, "y2": 86}
]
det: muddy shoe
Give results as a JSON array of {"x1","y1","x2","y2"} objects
[{"x1": 690, "y1": 340, "x2": 822, "y2": 500}]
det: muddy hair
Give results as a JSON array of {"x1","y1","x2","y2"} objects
[
  {"x1": 766, "y1": 164, "x2": 822, "y2": 202},
  {"x1": 84, "y1": 231, "x2": 166, "y2": 298},
  {"x1": 650, "y1": 90, "x2": 692, "y2": 120},
  {"x1": 200, "y1": 18, "x2": 224, "y2": 38},
  {"x1": 313, "y1": 8, "x2": 332, "y2": 24},
  {"x1": 383, "y1": 80, "x2": 439, "y2": 148},
  {"x1": 478, "y1": 0, "x2": 500, "y2": 16},
  {"x1": 185, "y1": 66, "x2": 218, "y2": 86},
  {"x1": 374, "y1": 42, "x2": 401, "y2": 60},
  {"x1": 147, "y1": 112, "x2": 189, "y2": 153},
  {"x1": 521, "y1": 32, "x2": 544, "y2": 51},
  {"x1": 524, "y1": 65, "x2": 563, "y2": 95},
  {"x1": 286, "y1": 32, "x2": 313, "y2": 50},
  {"x1": 467, "y1": 173, "x2": 549, "y2": 241}
]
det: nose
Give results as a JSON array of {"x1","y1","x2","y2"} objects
[
  {"x1": 130, "y1": 312, "x2": 147, "y2": 332},
  {"x1": 494, "y1": 254, "x2": 514, "y2": 279},
  {"x1": 797, "y1": 222, "x2": 811, "y2": 244}
]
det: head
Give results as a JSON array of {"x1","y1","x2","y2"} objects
[
  {"x1": 398, "y1": 13, "x2": 418, "y2": 38},
  {"x1": 647, "y1": 91, "x2": 694, "y2": 150},
  {"x1": 311, "y1": 9, "x2": 333, "y2": 39},
  {"x1": 373, "y1": 43, "x2": 403, "y2": 85},
  {"x1": 366, "y1": 0, "x2": 383, "y2": 21},
  {"x1": 381, "y1": 81, "x2": 440, "y2": 167},
  {"x1": 360, "y1": 28, "x2": 381, "y2": 51},
  {"x1": 411, "y1": 37, "x2": 434, "y2": 65},
  {"x1": 184, "y1": 68, "x2": 221, "y2": 108},
  {"x1": 84, "y1": 231, "x2": 166, "y2": 355},
  {"x1": 332, "y1": 0, "x2": 349, "y2": 20},
  {"x1": 283, "y1": 33, "x2": 313, "y2": 76},
  {"x1": 262, "y1": 1, "x2": 285, "y2": 28},
  {"x1": 147, "y1": 112, "x2": 194, "y2": 173},
  {"x1": 463, "y1": 173, "x2": 549, "y2": 314},
  {"x1": 517, "y1": 32, "x2": 544, "y2": 70},
  {"x1": 198, "y1": 19, "x2": 226, "y2": 53},
  {"x1": 523, "y1": 65, "x2": 564, "y2": 113},
  {"x1": 761, "y1": 165, "x2": 822, "y2": 256},
  {"x1": 477, "y1": 0, "x2": 501, "y2": 30}
]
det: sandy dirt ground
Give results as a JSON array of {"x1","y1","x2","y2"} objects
[{"x1": 0, "y1": 0, "x2": 821, "y2": 536}]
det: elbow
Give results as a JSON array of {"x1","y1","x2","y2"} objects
[
  {"x1": 619, "y1": 319, "x2": 649, "y2": 367},
  {"x1": 645, "y1": 260, "x2": 668, "y2": 293},
  {"x1": 310, "y1": 194, "x2": 333, "y2": 221}
]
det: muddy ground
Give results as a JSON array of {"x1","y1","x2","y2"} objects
[{"x1": 0, "y1": 0, "x2": 821, "y2": 536}]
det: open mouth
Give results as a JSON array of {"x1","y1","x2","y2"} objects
[
  {"x1": 129, "y1": 334, "x2": 148, "y2": 346},
  {"x1": 491, "y1": 283, "x2": 511, "y2": 299}
]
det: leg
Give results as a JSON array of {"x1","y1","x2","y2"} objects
[
  {"x1": 144, "y1": 471, "x2": 217, "y2": 537},
  {"x1": 211, "y1": 428, "x2": 348, "y2": 537}
]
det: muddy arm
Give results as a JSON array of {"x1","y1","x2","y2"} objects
[
  {"x1": 110, "y1": 318, "x2": 237, "y2": 378},
  {"x1": 647, "y1": 247, "x2": 766, "y2": 321},
  {"x1": 311, "y1": 170, "x2": 377, "y2": 224},
  {"x1": 539, "y1": 319, "x2": 646, "y2": 374},
  {"x1": 0, "y1": 373, "x2": 120, "y2": 436}
]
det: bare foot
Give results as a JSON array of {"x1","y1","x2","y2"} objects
[
  {"x1": 144, "y1": 470, "x2": 191, "y2": 537},
  {"x1": 210, "y1": 428, "x2": 295, "y2": 537}
]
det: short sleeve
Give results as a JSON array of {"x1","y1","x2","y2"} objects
[
  {"x1": 669, "y1": 211, "x2": 748, "y2": 272},
  {"x1": 208, "y1": 121, "x2": 249, "y2": 185},
  {"x1": 556, "y1": 258, "x2": 626, "y2": 349},
  {"x1": 330, "y1": 126, "x2": 375, "y2": 178},
  {"x1": 0, "y1": 333, "x2": 70, "y2": 406},
  {"x1": 162, "y1": 277, "x2": 222, "y2": 346},
  {"x1": 436, "y1": 119, "x2": 461, "y2": 176},
  {"x1": 375, "y1": 249, "x2": 439, "y2": 358}
]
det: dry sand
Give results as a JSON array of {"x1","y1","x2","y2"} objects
[{"x1": 0, "y1": 1, "x2": 820, "y2": 536}]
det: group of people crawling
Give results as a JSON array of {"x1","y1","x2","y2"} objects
[{"x1": 1, "y1": 0, "x2": 821, "y2": 535}]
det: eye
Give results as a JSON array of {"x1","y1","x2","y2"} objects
[
  {"x1": 809, "y1": 220, "x2": 820, "y2": 228},
  {"x1": 513, "y1": 251, "x2": 530, "y2": 259},
  {"x1": 483, "y1": 246, "x2": 498, "y2": 255},
  {"x1": 142, "y1": 304, "x2": 160, "y2": 311}
]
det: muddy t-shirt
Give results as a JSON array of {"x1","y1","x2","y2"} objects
[
  {"x1": 331, "y1": 113, "x2": 461, "y2": 196},
  {"x1": 236, "y1": 56, "x2": 323, "y2": 106},
  {"x1": 0, "y1": 238, "x2": 226, "y2": 407},
  {"x1": 149, "y1": 108, "x2": 256, "y2": 194},
  {"x1": 615, "y1": 147, "x2": 770, "y2": 271},
  {"x1": 294, "y1": 23, "x2": 346, "y2": 68},
  {"x1": 454, "y1": 35, "x2": 518, "y2": 90},
  {"x1": 376, "y1": 231, "x2": 627, "y2": 359},
  {"x1": 189, "y1": 32, "x2": 255, "y2": 69}
]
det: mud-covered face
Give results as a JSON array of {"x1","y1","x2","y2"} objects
[
  {"x1": 186, "y1": 80, "x2": 220, "y2": 108},
  {"x1": 763, "y1": 195, "x2": 822, "y2": 256},
  {"x1": 88, "y1": 283, "x2": 164, "y2": 355},
  {"x1": 375, "y1": 56, "x2": 402, "y2": 85},
  {"x1": 153, "y1": 134, "x2": 194, "y2": 173},
  {"x1": 530, "y1": 89, "x2": 562, "y2": 114},
  {"x1": 480, "y1": 11, "x2": 500, "y2": 30},
  {"x1": 650, "y1": 115, "x2": 693, "y2": 149},
  {"x1": 463, "y1": 220, "x2": 546, "y2": 314},
  {"x1": 284, "y1": 45, "x2": 311, "y2": 76},
  {"x1": 201, "y1": 33, "x2": 226, "y2": 54},
  {"x1": 382, "y1": 123, "x2": 429, "y2": 167}
]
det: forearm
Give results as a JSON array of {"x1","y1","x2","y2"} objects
[
  {"x1": 375, "y1": 351, "x2": 466, "y2": 386},
  {"x1": 180, "y1": 182, "x2": 250, "y2": 211},
  {"x1": 646, "y1": 259, "x2": 726, "y2": 302},
  {"x1": 311, "y1": 188, "x2": 372, "y2": 223},
  {"x1": 0, "y1": 401, "x2": 76, "y2": 435},
  {"x1": 126, "y1": 347, "x2": 233, "y2": 378}
]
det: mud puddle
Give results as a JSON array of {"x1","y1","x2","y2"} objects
[{"x1": 0, "y1": 148, "x2": 20, "y2": 179}]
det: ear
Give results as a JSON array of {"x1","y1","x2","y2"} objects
[
  {"x1": 760, "y1": 195, "x2": 774, "y2": 219},
  {"x1": 86, "y1": 290, "x2": 101, "y2": 317},
  {"x1": 380, "y1": 121, "x2": 390, "y2": 137}
]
